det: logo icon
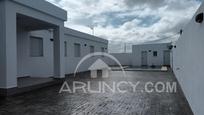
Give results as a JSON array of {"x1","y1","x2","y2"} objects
[
  {"x1": 74, "y1": 52, "x2": 127, "y2": 78},
  {"x1": 88, "y1": 59, "x2": 111, "y2": 78}
]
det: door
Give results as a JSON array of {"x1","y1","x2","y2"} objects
[
  {"x1": 141, "y1": 51, "x2": 148, "y2": 66},
  {"x1": 163, "y1": 50, "x2": 170, "y2": 66}
]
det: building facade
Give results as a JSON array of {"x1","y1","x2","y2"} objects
[
  {"x1": 107, "y1": 43, "x2": 172, "y2": 67},
  {"x1": 0, "y1": 0, "x2": 108, "y2": 95},
  {"x1": 172, "y1": 2, "x2": 204, "y2": 115},
  {"x1": 132, "y1": 43, "x2": 171, "y2": 67}
]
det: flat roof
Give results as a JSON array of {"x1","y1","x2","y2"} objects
[
  {"x1": 132, "y1": 42, "x2": 171, "y2": 47},
  {"x1": 64, "y1": 28, "x2": 108, "y2": 44},
  {"x1": 134, "y1": 41, "x2": 172, "y2": 45},
  {"x1": 12, "y1": 0, "x2": 67, "y2": 21}
]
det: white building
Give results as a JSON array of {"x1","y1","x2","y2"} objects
[
  {"x1": 108, "y1": 43, "x2": 172, "y2": 67},
  {"x1": 64, "y1": 28, "x2": 108, "y2": 75},
  {"x1": 17, "y1": 28, "x2": 108, "y2": 77},
  {"x1": 0, "y1": 0, "x2": 108, "y2": 96},
  {"x1": 132, "y1": 43, "x2": 171, "y2": 67},
  {"x1": 172, "y1": 2, "x2": 204, "y2": 115}
]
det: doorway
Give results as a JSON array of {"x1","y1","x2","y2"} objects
[
  {"x1": 141, "y1": 51, "x2": 148, "y2": 66},
  {"x1": 163, "y1": 50, "x2": 170, "y2": 66}
]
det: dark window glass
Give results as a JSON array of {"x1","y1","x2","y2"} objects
[
  {"x1": 30, "y1": 36, "x2": 43, "y2": 57},
  {"x1": 153, "y1": 51, "x2": 157, "y2": 57}
]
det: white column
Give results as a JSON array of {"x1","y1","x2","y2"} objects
[
  {"x1": 0, "y1": 1, "x2": 17, "y2": 88},
  {"x1": 53, "y1": 26, "x2": 65, "y2": 78},
  {"x1": 0, "y1": 1, "x2": 6, "y2": 88}
]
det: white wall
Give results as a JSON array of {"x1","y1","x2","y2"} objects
[
  {"x1": 132, "y1": 43, "x2": 171, "y2": 66},
  {"x1": 17, "y1": 29, "x2": 54, "y2": 77},
  {"x1": 0, "y1": 0, "x2": 66, "y2": 88},
  {"x1": 173, "y1": 2, "x2": 204, "y2": 115},
  {"x1": 0, "y1": 0, "x2": 18, "y2": 88},
  {"x1": 102, "y1": 43, "x2": 171, "y2": 67},
  {"x1": 107, "y1": 53, "x2": 133, "y2": 66},
  {"x1": 64, "y1": 28, "x2": 108, "y2": 74},
  {"x1": 0, "y1": 0, "x2": 6, "y2": 88},
  {"x1": 17, "y1": 28, "x2": 108, "y2": 77}
]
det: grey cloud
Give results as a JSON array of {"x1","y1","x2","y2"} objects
[
  {"x1": 81, "y1": 0, "x2": 100, "y2": 6},
  {"x1": 166, "y1": 0, "x2": 199, "y2": 10},
  {"x1": 73, "y1": 14, "x2": 93, "y2": 26},
  {"x1": 124, "y1": 0, "x2": 166, "y2": 8},
  {"x1": 47, "y1": 0, "x2": 201, "y2": 52}
]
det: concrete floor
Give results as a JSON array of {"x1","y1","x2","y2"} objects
[{"x1": 0, "y1": 71, "x2": 193, "y2": 115}]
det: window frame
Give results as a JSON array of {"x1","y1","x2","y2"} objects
[
  {"x1": 74, "y1": 43, "x2": 81, "y2": 57},
  {"x1": 90, "y1": 45, "x2": 95, "y2": 53},
  {"x1": 101, "y1": 47, "x2": 105, "y2": 57},
  {"x1": 30, "y1": 36, "x2": 44, "y2": 57},
  {"x1": 101, "y1": 47, "x2": 105, "y2": 52},
  {"x1": 153, "y1": 51, "x2": 158, "y2": 57},
  {"x1": 64, "y1": 41, "x2": 68, "y2": 57}
]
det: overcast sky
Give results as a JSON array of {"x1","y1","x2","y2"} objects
[{"x1": 47, "y1": 0, "x2": 202, "y2": 53}]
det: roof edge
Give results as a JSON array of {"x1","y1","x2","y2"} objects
[
  {"x1": 64, "y1": 27, "x2": 108, "y2": 44},
  {"x1": 11, "y1": 0, "x2": 67, "y2": 21}
]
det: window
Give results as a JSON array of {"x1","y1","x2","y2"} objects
[
  {"x1": 74, "y1": 43, "x2": 81, "y2": 57},
  {"x1": 101, "y1": 47, "x2": 105, "y2": 52},
  {"x1": 101, "y1": 47, "x2": 105, "y2": 57},
  {"x1": 153, "y1": 51, "x2": 158, "y2": 57},
  {"x1": 90, "y1": 46, "x2": 95, "y2": 53},
  {"x1": 64, "y1": 41, "x2": 67, "y2": 57},
  {"x1": 30, "y1": 36, "x2": 43, "y2": 57}
]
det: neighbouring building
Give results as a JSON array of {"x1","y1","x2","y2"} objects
[
  {"x1": 107, "y1": 43, "x2": 172, "y2": 67},
  {"x1": 172, "y1": 2, "x2": 204, "y2": 115},
  {"x1": 132, "y1": 43, "x2": 172, "y2": 67},
  {"x1": 0, "y1": 0, "x2": 108, "y2": 96}
]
